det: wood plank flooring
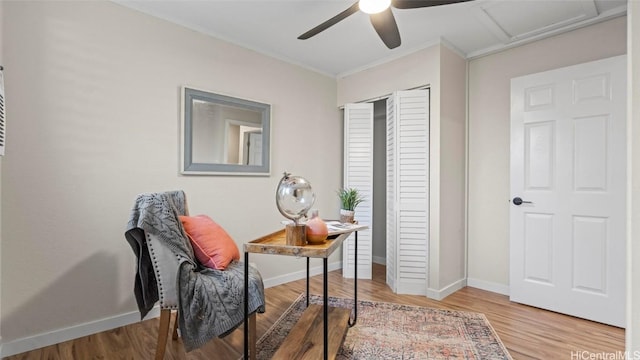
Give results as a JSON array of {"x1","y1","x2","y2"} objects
[
  {"x1": 5, "y1": 264, "x2": 624, "y2": 359},
  {"x1": 271, "y1": 305, "x2": 350, "y2": 359}
]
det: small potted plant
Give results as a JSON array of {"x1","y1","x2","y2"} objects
[{"x1": 337, "y1": 187, "x2": 364, "y2": 223}]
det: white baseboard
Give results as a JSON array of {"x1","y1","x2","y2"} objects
[
  {"x1": 262, "y1": 261, "x2": 342, "y2": 288},
  {"x1": 467, "y1": 277, "x2": 510, "y2": 296},
  {"x1": 427, "y1": 278, "x2": 467, "y2": 300},
  {"x1": 0, "y1": 307, "x2": 161, "y2": 358},
  {"x1": 372, "y1": 255, "x2": 386, "y2": 265},
  {"x1": 0, "y1": 263, "x2": 343, "y2": 358}
]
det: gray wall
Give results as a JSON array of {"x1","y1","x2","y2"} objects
[{"x1": 372, "y1": 99, "x2": 387, "y2": 264}]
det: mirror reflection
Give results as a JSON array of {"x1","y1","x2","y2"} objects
[{"x1": 182, "y1": 87, "x2": 271, "y2": 175}]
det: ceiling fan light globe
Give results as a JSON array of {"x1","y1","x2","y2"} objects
[{"x1": 359, "y1": 0, "x2": 391, "y2": 14}]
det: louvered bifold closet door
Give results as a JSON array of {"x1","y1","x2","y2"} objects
[
  {"x1": 386, "y1": 96, "x2": 397, "y2": 292},
  {"x1": 342, "y1": 103, "x2": 373, "y2": 279},
  {"x1": 389, "y1": 90, "x2": 429, "y2": 295}
]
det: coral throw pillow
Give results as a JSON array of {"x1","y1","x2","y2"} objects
[{"x1": 179, "y1": 215, "x2": 240, "y2": 270}]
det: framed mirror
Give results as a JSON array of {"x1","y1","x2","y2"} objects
[{"x1": 181, "y1": 87, "x2": 271, "y2": 175}]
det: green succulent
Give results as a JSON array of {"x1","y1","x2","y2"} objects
[{"x1": 337, "y1": 187, "x2": 365, "y2": 211}]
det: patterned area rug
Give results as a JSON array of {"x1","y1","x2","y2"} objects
[{"x1": 256, "y1": 293, "x2": 512, "y2": 360}]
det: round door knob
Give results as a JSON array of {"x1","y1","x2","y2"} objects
[{"x1": 512, "y1": 197, "x2": 533, "y2": 205}]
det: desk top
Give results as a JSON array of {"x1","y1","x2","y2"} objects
[{"x1": 244, "y1": 224, "x2": 367, "y2": 259}]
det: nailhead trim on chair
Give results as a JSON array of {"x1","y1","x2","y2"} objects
[{"x1": 146, "y1": 233, "x2": 178, "y2": 310}]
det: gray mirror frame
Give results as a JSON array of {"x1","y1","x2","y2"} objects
[{"x1": 180, "y1": 87, "x2": 271, "y2": 176}]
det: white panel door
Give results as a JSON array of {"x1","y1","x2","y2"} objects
[
  {"x1": 343, "y1": 103, "x2": 373, "y2": 279},
  {"x1": 387, "y1": 90, "x2": 430, "y2": 295},
  {"x1": 510, "y1": 55, "x2": 626, "y2": 327},
  {"x1": 247, "y1": 132, "x2": 262, "y2": 166}
]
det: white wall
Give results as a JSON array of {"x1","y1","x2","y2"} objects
[
  {"x1": 337, "y1": 45, "x2": 440, "y2": 106},
  {"x1": 337, "y1": 44, "x2": 467, "y2": 298},
  {"x1": 437, "y1": 46, "x2": 466, "y2": 290},
  {"x1": 1, "y1": 0, "x2": 341, "y2": 350},
  {"x1": 467, "y1": 16, "x2": 627, "y2": 291},
  {"x1": 0, "y1": 0, "x2": 4, "y2": 349},
  {"x1": 627, "y1": 0, "x2": 640, "y2": 352},
  {"x1": 1, "y1": 1, "x2": 630, "y2": 354}
]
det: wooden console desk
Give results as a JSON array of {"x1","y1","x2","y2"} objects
[{"x1": 243, "y1": 224, "x2": 367, "y2": 360}]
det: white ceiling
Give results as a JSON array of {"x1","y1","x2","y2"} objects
[{"x1": 114, "y1": 0, "x2": 627, "y2": 77}]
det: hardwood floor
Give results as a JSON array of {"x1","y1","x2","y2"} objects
[{"x1": 5, "y1": 264, "x2": 624, "y2": 359}]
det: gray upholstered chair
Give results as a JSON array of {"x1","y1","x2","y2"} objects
[
  {"x1": 125, "y1": 191, "x2": 262, "y2": 360},
  {"x1": 148, "y1": 232, "x2": 258, "y2": 359}
]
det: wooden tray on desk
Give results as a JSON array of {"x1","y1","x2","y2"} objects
[
  {"x1": 243, "y1": 223, "x2": 367, "y2": 360},
  {"x1": 244, "y1": 229, "x2": 347, "y2": 259}
]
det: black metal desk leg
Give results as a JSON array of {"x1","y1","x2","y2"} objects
[
  {"x1": 244, "y1": 252, "x2": 249, "y2": 359},
  {"x1": 306, "y1": 257, "x2": 310, "y2": 307},
  {"x1": 323, "y1": 257, "x2": 328, "y2": 360},
  {"x1": 349, "y1": 231, "x2": 358, "y2": 327}
]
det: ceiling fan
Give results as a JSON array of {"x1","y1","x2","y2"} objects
[{"x1": 298, "y1": 0, "x2": 473, "y2": 49}]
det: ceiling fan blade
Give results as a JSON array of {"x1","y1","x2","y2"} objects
[
  {"x1": 370, "y1": 8, "x2": 401, "y2": 49},
  {"x1": 392, "y1": 0, "x2": 473, "y2": 10},
  {"x1": 298, "y1": 2, "x2": 360, "y2": 40}
]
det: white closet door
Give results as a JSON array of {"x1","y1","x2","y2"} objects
[
  {"x1": 386, "y1": 95, "x2": 397, "y2": 291},
  {"x1": 343, "y1": 103, "x2": 373, "y2": 279},
  {"x1": 510, "y1": 56, "x2": 626, "y2": 327},
  {"x1": 387, "y1": 90, "x2": 430, "y2": 295}
]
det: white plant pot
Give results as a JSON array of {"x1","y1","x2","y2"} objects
[{"x1": 340, "y1": 209, "x2": 355, "y2": 224}]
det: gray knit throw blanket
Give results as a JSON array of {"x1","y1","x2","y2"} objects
[{"x1": 125, "y1": 190, "x2": 265, "y2": 352}]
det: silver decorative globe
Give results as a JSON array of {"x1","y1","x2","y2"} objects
[{"x1": 276, "y1": 172, "x2": 315, "y2": 224}]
